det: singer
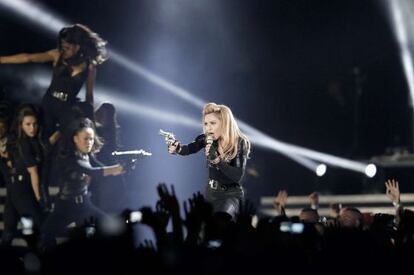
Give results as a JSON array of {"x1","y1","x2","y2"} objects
[{"x1": 168, "y1": 102, "x2": 251, "y2": 220}]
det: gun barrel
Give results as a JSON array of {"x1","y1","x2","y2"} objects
[{"x1": 112, "y1": 150, "x2": 152, "y2": 156}]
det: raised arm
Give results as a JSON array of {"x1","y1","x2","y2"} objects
[
  {"x1": 27, "y1": 166, "x2": 41, "y2": 201},
  {"x1": 85, "y1": 64, "x2": 96, "y2": 104},
  {"x1": 309, "y1": 192, "x2": 319, "y2": 210},
  {"x1": 274, "y1": 190, "x2": 288, "y2": 216},
  {"x1": 48, "y1": 131, "x2": 61, "y2": 146},
  {"x1": 385, "y1": 179, "x2": 401, "y2": 208},
  {"x1": 74, "y1": 156, "x2": 124, "y2": 178},
  {"x1": 0, "y1": 49, "x2": 58, "y2": 64}
]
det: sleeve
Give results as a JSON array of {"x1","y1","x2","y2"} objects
[
  {"x1": 89, "y1": 153, "x2": 105, "y2": 167},
  {"x1": 19, "y1": 140, "x2": 37, "y2": 168},
  {"x1": 177, "y1": 134, "x2": 206, "y2": 156},
  {"x1": 73, "y1": 156, "x2": 105, "y2": 178},
  {"x1": 215, "y1": 139, "x2": 247, "y2": 183}
]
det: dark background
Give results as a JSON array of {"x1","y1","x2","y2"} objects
[{"x1": 0, "y1": 0, "x2": 412, "y2": 208}]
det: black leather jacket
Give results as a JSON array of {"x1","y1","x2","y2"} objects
[{"x1": 178, "y1": 134, "x2": 248, "y2": 185}]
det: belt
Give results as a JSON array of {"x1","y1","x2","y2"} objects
[
  {"x1": 59, "y1": 191, "x2": 89, "y2": 204},
  {"x1": 10, "y1": 174, "x2": 25, "y2": 183},
  {"x1": 51, "y1": 91, "x2": 69, "y2": 102},
  {"x1": 208, "y1": 179, "x2": 240, "y2": 191}
]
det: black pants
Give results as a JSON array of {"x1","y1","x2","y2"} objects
[
  {"x1": 204, "y1": 182, "x2": 244, "y2": 219},
  {"x1": 41, "y1": 96, "x2": 73, "y2": 137},
  {"x1": 2, "y1": 182, "x2": 44, "y2": 245},
  {"x1": 41, "y1": 194, "x2": 107, "y2": 238},
  {"x1": 0, "y1": 159, "x2": 10, "y2": 187},
  {"x1": 41, "y1": 95, "x2": 94, "y2": 137}
]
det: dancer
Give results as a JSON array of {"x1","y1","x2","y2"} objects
[
  {"x1": 0, "y1": 23, "x2": 107, "y2": 135},
  {"x1": 42, "y1": 118, "x2": 124, "y2": 239}
]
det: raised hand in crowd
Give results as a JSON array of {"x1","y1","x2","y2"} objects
[
  {"x1": 237, "y1": 199, "x2": 256, "y2": 229},
  {"x1": 329, "y1": 203, "x2": 341, "y2": 219},
  {"x1": 183, "y1": 192, "x2": 212, "y2": 245},
  {"x1": 274, "y1": 190, "x2": 288, "y2": 216},
  {"x1": 385, "y1": 179, "x2": 401, "y2": 207},
  {"x1": 309, "y1": 192, "x2": 319, "y2": 210},
  {"x1": 154, "y1": 201, "x2": 170, "y2": 229},
  {"x1": 156, "y1": 183, "x2": 183, "y2": 243},
  {"x1": 157, "y1": 183, "x2": 180, "y2": 216}
]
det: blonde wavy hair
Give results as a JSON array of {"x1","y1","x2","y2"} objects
[{"x1": 203, "y1": 102, "x2": 251, "y2": 161}]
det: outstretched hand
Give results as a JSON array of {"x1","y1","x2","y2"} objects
[
  {"x1": 183, "y1": 192, "x2": 212, "y2": 244},
  {"x1": 309, "y1": 192, "x2": 319, "y2": 208},
  {"x1": 385, "y1": 179, "x2": 400, "y2": 204},
  {"x1": 274, "y1": 190, "x2": 288, "y2": 208},
  {"x1": 157, "y1": 183, "x2": 180, "y2": 216}
]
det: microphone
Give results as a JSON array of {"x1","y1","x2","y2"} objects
[
  {"x1": 206, "y1": 135, "x2": 214, "y2": 146},
  {"x1": 206, "y1": 135, "x2": 217, "y2": 162}
]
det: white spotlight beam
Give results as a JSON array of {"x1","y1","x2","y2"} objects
[
  {"x1": 95, "y1": 87, "x2": 201, "y2": 129},
  {"x1": 386, "y1": 0, "x2": 414, "y2": 106},
  {"x1": 251, "y1": 133, "x2": 367, "y2": 173},
  {"x1": 238, "y1": 120, "x2": 367, "y2": 173},
  {"x1": 0, "y1": 0, "x2": 66, "y2": 33},
  {"x1": 108, "y1": 51, "x2": 206, "y2": 108}
]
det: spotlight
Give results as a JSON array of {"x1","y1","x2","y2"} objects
[
  {"x1": 0, "y1": 0, "x2": 66, "y2": 33},
  {"x1": 315, "y1": 164, "x2": 327, "y2": 177},
  {"x1": 386, "y1": 0, "x2": 414, "y2": 106},
  {"x1": 365, "y1": 163, "x2": 377, "y2": 178}
]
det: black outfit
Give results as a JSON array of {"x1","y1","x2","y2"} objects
[
  {"x1": 1, "y1": 137, "x2": 45, "y2": 245},
  {"x1": 177, "y1": 134, "x2": 248, "y2": 219},
  {"x1": 41, "y1": 57, "x2": 89, "y2": 136},
  {"x1": 42, "y1": 152, "x2": 107, "y2": 237}
]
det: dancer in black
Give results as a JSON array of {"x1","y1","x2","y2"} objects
[
  {"x1": 41, "y1": 118, "x2": 124, "y2": 239},
  {"x1": 1, "y1": 106, "x2": 58, "y2": 245},
  {"x1": 0, "y1": 23, "x2": 107, "y2": 135},
  {"x1": 168, "y1": 103, "x2": 251, "y2": 219}
]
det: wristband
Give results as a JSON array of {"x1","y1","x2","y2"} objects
[{"x1": 392, "y1": 201, "x2": 401, "y2": 208}]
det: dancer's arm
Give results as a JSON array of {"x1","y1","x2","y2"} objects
[
  {"x1": 0, "y1": 49, "x2": 58, "y2": 64},
  {"x1": 85, "y1": 64, "x2": 96, "y2": 104}
]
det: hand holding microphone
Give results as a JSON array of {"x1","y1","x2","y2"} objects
[
  {"x1": 205, "y1": 134, "x2": 213, "y2": 157},
  {"x1": 205, "y1": 134, "x2": 220, "y2": 164}
]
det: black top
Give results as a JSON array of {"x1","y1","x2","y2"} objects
[
  {"x1": 45, "y1": 57, "x2": 88, "y2": 103},
  {"x1": 11, "y1": 136, "x2": 45, "y2": 178},
  {"x1": 178, "y1": 134, "x2": 248, "y2": 185},
  {"x1": 58, "y1": 152, "x2": 104, "y2": 198}
]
